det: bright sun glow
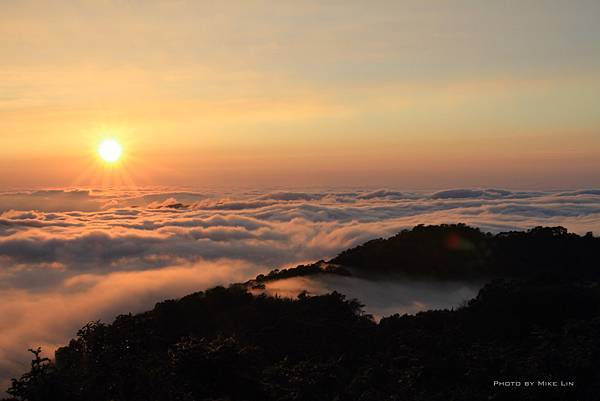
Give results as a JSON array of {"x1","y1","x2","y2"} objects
[{"x1": 98, "y1": 139, "x2": 123, "y2": 163}]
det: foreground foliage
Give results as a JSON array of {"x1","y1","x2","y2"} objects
[{"x1": 5, "y1": 280, "x2": 600, "y2": 401}]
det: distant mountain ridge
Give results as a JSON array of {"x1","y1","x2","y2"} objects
[{"x1": 247, "y1": 224, "x2": 599, "y2": 285}]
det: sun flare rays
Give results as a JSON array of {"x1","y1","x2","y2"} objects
[{"x1": 69, "y1": 134, "x2": 154, "y2": 189}]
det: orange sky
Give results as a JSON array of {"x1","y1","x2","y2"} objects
[{"x1": 1, "y1": 1, "x2": 600, "y2": 189}]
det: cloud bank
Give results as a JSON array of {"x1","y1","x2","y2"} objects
[{"x1": 1, "y1": 187, "x2": 600, "y2": 386}]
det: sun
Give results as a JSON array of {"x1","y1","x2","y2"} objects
[{"x1": 98, "y1": 139, "x2": 123, "y2": 163}]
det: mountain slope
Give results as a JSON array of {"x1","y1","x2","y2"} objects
[
  {"x1": 5, "y1": 280, "x2": 600, "y2": 401},
  {"x1": 329, "y1": 224, "x2": 598, "y2": 279}
]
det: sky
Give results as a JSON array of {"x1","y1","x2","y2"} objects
[{"x1": 2, "y1": 0, "x2": 600, "y2": 189}]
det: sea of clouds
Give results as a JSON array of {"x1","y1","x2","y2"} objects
[{"x1": 1, "y1": 187, "x2": 600, "y2": 386}]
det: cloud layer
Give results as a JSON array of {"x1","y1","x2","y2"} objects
[
  {"x1": 1, "y1": 187, "x2": 600, "y2": 387},
  {"x1": 255, "y1": 276, "x2": 481, "y2": 320}
]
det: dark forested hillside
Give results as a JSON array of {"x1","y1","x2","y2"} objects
[
  {"x1": 5, "y1": 281, "x2": 599, "y2": 401},
  {"x1": 331, "y1": 224, "x2": 600, "y2": 280},
  {"x1": 247, "y1": 224, "x2": 600, "y2": 285},
  {"x1": 5, "y1": 224, "x2": 600, "y2": 401}
]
